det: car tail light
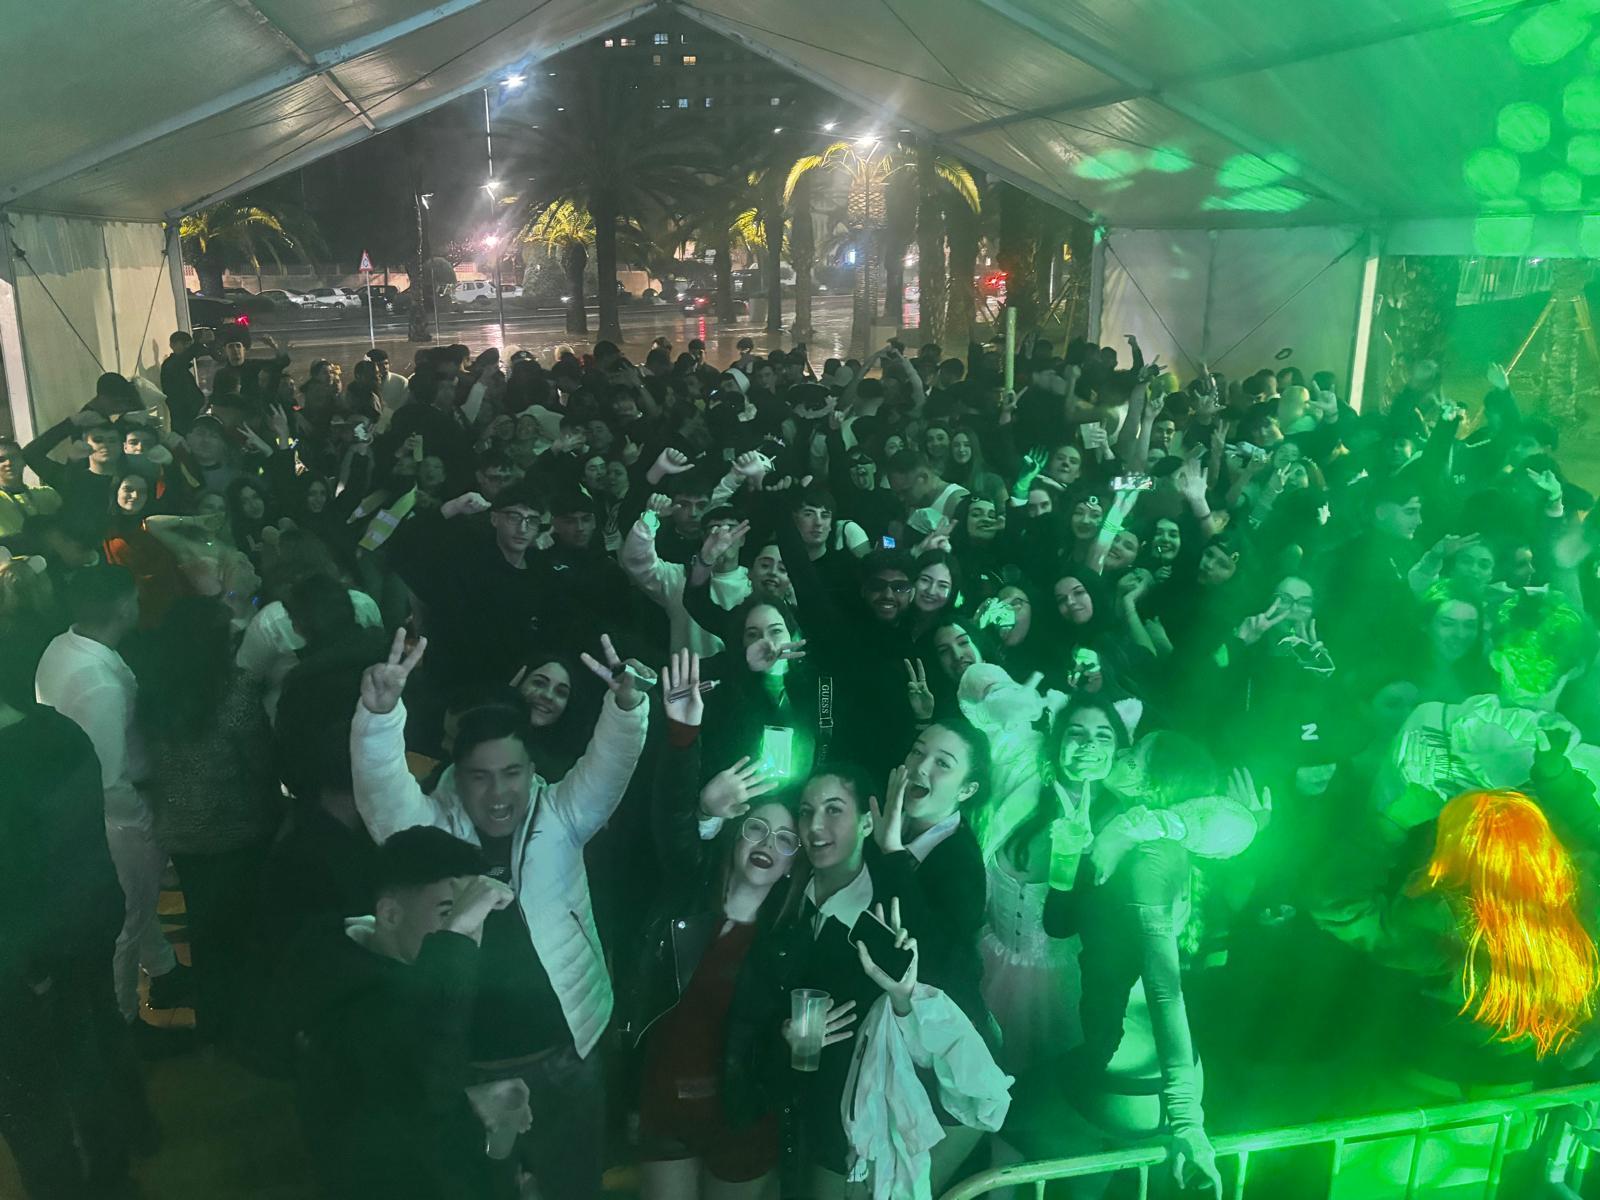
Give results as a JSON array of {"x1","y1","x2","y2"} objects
[{"x1": 228, "y1": 314, "x2": 249, "y2": 326}]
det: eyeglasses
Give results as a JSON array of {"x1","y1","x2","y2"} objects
[
  {"x1": 741, "y1": 816, "x2": 799, "y2": 856},
  {"x1": 865, "y1": 578, "x2": 913, "y2": 595},
  {"x1": 494, "y1": 511, "x2": 541, "y2": 529}
]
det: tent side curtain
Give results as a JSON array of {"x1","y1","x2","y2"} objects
[
  {"x1": 5, "y1": 211, "x2": 178, "y2": 435},
  {"x1": 1097, "y1": 224, "x2": 1369, "y2": 390}
]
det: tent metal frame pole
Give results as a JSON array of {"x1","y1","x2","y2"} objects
[
  {"x1": 1346, "y1": 229, "x2": 1380, "y2": 413},
  {"x1": 227, "y1": 0, "x2": 377, "y2": 132},
  {"x1": 673, "y1": 2, "x2": 1100, "y2": 224},
  {"x1": 1, "y1": 0, "x2": 498, "y2": 204},
  {"x1": 165, "y1": 221, "x2": 192, "y2": 334},
  {"x1": 0, "y1": 210, "x2": 37, "y2": 444},
  {"x1": 1086, "y1": 227, "x2": 1106, "y2": 344},
  {"x1": 968, "y1": 0, "x2": 1374, "y2": 219},
  {"x1": 171, "y1": 1, "x2": 660, "y2": 217}
]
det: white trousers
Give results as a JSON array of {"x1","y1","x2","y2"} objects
[{"x1": 104, "y1": 819, "x2": 178, "y2": 1021}]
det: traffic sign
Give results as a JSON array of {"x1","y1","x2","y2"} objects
[{"x1": 358, "y1": 249, "x2": 373, "y2": 271}]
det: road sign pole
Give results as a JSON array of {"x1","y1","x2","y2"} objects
[
  {"x1": 365, "y1": 269, "x2": 375, "y2": 348},
  {"x1": 494, "y1": 253, "x2": 507, "y2": 348}
]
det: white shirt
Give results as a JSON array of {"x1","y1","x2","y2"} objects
[
  {"x1": 905, "y1": 813, "x2": 960, "y2": 863},
  {"x1": 805, "y1": 862, "x2": 875, "y2": 938},
  {"x1": 35, "y1": 629, "x2": 150, "y2": 828},
  {"x1": 236, "y1": 589, "x2": 383, "y2": 722}
]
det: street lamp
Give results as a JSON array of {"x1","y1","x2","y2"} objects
[{"x1": 483, "y1": 234, "x2": 507, "y2": 347}]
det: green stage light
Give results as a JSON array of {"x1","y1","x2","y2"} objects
[
  {"x1": 1147, "y1": 146, "x2": 1194, "y2": 173},
  {"x1": 1217, "y1": 152, "x2": 1297, "y2": 191},
  {"x1": 1073, "y1": 148, "x2": 1140, "y2": 181},
  {"x1": 1201, "y1": 185, "x2": 1310, "y2": 213},
  {"x1": 1498, "y1": 102, "x2": 1552, "y2": 153},
  {"x1": 1464, "y1": 147, "x2": 1522, "y2": 198}
]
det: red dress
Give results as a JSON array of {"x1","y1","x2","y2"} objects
[{"x1": 639, "y1": 920, "x2": 779, "y2": 1182}]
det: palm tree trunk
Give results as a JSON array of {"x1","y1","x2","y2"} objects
[
  {"x1": 564, "y1": 243, "x2": 589, "y2": 335},
  {"x1": 196, "y1": 259, "x2": 226, "y2": 297},
  {"x1": 760, "y1": 173, "x2": 784, "y2": 335},
  {"x1": 791, "y1": 174, "x2": 816, "y2": 341},
  {"x1": 594, "y1": 194, "x2": 622, "y2": 343},
  {"x1": 915, "y1": 143, "x2": 947, "y2": 344},
  {"x1": 851, "y1": 227, "x2": 881, "y2": 359},
  {"x1": 881, "y1": 175, "x2": 915, "y2": 326},
  {"x1": 713, "y1": 226, "x2": 736, "y2": 321},
  {"x1": 997, "y1": 182, "x2": 1040, "y2": 331},
  {"x1": 944, "y1": 197, "x2": 978, "y2": 350}
]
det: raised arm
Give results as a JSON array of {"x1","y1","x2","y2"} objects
[
  {"x1": 542, "y1": 634, "x2": 651, "y2": 845},
  {"x1": 351, "y1": 630, "x2": 453, "y2": 842}
]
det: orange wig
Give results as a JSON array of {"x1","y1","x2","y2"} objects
[{"x1": 1418, "y1": 789, "x2": 1599, "y2": 1057}]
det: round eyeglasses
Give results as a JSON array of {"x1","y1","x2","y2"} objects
[{"x1": 741, "y1": 816, "x2": 800, "y2": 856}]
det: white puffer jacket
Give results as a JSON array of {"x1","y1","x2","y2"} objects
[{"x1": 351, "y1": 692, "x2": 649, "y2": 1057}]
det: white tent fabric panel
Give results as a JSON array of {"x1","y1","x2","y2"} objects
[
  {"x1": 8, "y1": 213, "x2": 174, "y2": 433},
  {"x1": 1098, "y1": 226, "x2": 1367, "y2": 384},
  {"x1": 0, "y1": 0, "x2": 1560, "y2": 233}
]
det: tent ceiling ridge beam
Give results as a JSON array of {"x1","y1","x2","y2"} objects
[
  {"x1": 228, "y1": 0, "x2": 375, "y2": 132},
  {"x1": 949, "y1": 0, "x2": 1561, "y2": 138},
  {"x1": 969, "y1": 0, "x2": 1377, "y2": 219},
  {"x1": 0, "y1": 0, "x2": 499, "y2": 205},
  {"x1": 169, "y1": 1, "x2": 661, "y2": 218},
  {"x1": 671, "y1": 2, "x2": 1101, "y2": 223}
]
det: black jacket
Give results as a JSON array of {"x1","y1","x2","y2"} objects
[{"x1": 277, "y1": 920, "x2": 497, "y2": 1200}]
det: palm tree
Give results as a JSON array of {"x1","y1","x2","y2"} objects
[
  {"x1": 506, "y1": 46, "x2": 706, "y2": 342},
  {"x1": 520, "y1": 201, "x2": 595, "y2": 334},
  {"x1": 179, "y1": 197, "x2": 324, "y2": 297},
  {"x1": 944, "y1": 172, "x2": 985, "y2": 349},
  {"x1": 787, "y1": 141, "x2": 978, "y2": 355}
]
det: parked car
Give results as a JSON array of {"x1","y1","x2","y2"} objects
[
  {"x1": 452, "y1": 279, "x2": 498, "y2": 305},
  {"x1": 186, "y1": 293, "x2": 252, "y2": 347},
  {"x1": 680, "y1": 288, "x2": 750, "y2": 318},
  {"x1": 257, "y1": 288, "x2": 314, "y2": 309},
  {"x1": 352, "y1": 284, "x2": 398, "y2": 311},
  {"x1": 306, "y1": 286, "x2": 362, "y2": 310}
]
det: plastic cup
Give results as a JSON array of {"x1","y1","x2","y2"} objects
[
  {"x1": 791, "y1": 988, "x2": 830, "y2": 1072},
  {"x1": 474, "y1": 1078, "x2": 530, "y2": 1160}
]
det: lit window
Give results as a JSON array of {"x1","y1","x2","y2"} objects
[
  {"x1": 652, "y1": 54, "x2": 662, "y2": 65},
  {"x1": 653, "y1": 32, "x2": 669, "y2": 45},
  {"x1": 682, "y1": 54, "x2": 697, "y2": 66},
  {"x1": 704, "y1": 96, "x2": 714, "y2": 107},
  {"x1": 769, "y1": 96, "x2": 781, "y2": 106},
  {"x1": 677, "y1": 97, "x2": 689, "y2": 108},
  {"x1": 603, "y1": 38, "x2": 614, "y2": 47},
  {"x1": 618, "y1": 36, "x2": 635, "y2": 47},
  {"x1": 657, "y1": 98, "x2": 671, "y2": 109},
  {"x1": 679, "y1": 33, "x2": 689, "y2": 43}
]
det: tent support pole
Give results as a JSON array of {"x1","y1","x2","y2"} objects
[
  {"x1": 0, "y1": 210, "x2": 36, "y2": 443},
  {"x1": 166, "y1": 221, "x2": 191, "y2": 334},
  {"x1": 1087, "y1": 227, "x2": 1106, "y2": 344},
  {"x1": 1347, "y1": 230, "x2": 1380, "y2": 413}
]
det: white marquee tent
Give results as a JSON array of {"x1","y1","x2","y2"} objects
[{"x1": 0, "y1": 0, "x2": 1585, "y2": 439}]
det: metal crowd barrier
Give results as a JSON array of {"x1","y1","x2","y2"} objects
[{"x1": 940, "y1": 1083, "x2": 1600, "y2": 1199}]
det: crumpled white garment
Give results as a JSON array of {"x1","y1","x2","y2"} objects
[{"x1": 842, "y1": 985, "x2": 1014, "y2": 1200}]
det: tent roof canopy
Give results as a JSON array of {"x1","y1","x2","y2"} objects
[{"x1": 0, "y1": 0, "x2": 1582, "y2": 230}]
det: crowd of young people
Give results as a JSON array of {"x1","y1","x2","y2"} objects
[{"x1": 3, "y1": 318, "x2": 1600, "y2": 1200}]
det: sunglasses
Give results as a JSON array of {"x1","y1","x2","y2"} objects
[
  {"x1": 741, "y1": 816, "x2": 799, "y2": 857},
  {"x1": 866, "y1": 578, "x2": 913, "y2": 595}
]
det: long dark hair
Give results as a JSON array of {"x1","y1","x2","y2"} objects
[{"x1": 137, "y1": 595, "x2": 236, "y2": 741}]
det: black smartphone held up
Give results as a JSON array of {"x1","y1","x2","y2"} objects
[{"x1": 848, "y1": 908, "x2": 914, "y2": 981}]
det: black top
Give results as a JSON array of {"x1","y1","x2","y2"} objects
[{"x1": 472, "y1": 832, "x2": 571, "y2": 1060}]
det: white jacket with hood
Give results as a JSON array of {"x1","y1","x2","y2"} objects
[{"x1": 351, "y1": 692, "x2": 648, "y2": 1058}]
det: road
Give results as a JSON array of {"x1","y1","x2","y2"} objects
[{"x1": 248, "y1": 294, "x2": 860, "y2": 373}]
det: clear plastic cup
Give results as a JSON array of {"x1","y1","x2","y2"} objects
[{"x1": 790, "y1": 988, "x2": 830, "y2": 1072}]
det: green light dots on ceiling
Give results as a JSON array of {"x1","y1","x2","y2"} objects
[
  {"x1": 1569, "y1": 133, "x2": 1600, "y2": 173},
  {"x1": 1072, "y1": 148, "x2": 1140, "y2": 181},
  {"x1": 1497, "y1": 102, "x2": 1552, "y2": 153},
  {"x1": 1217, "y1": 152, "x2": 1298, "y2": 190},
  {"x1": 1464, "y1": 147, "x2": 1522, "y2": 197},
  {"x1": 1564, "y1": 76, "x2": 1600, "y2": 129},
  {"x1": 1146, "y1": 146, "x2": 1193, "y2": 174},
  {"x1": 1201, "y1": 186, "x2": 1310, "y2": 214},
  {"x1": 1511, "y1": 6, "x2": 1591, "y2": 64},
  {"x1": 1540, "y1": 168, "x2": 1585, "y2": 206}
]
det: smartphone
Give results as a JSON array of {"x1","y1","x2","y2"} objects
[
  {"x1": 877, "y1": 535, "x2": 897, "y2": 550},
  {"x1": 411, "y1": 435, "x2": 424, "y2": 462},
  {"x1": 761, "y1": 726, "x2": 795, "y2": 779},
  {"x1": 1112, "y1": 474, "x2": 1154, "y2": 491},
  {"x1": 353, "y1": 421, "x2": 371, "y2": 443},
  {"x1": 849, "y1": 908, "x2": 914, "y2": 980}
]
